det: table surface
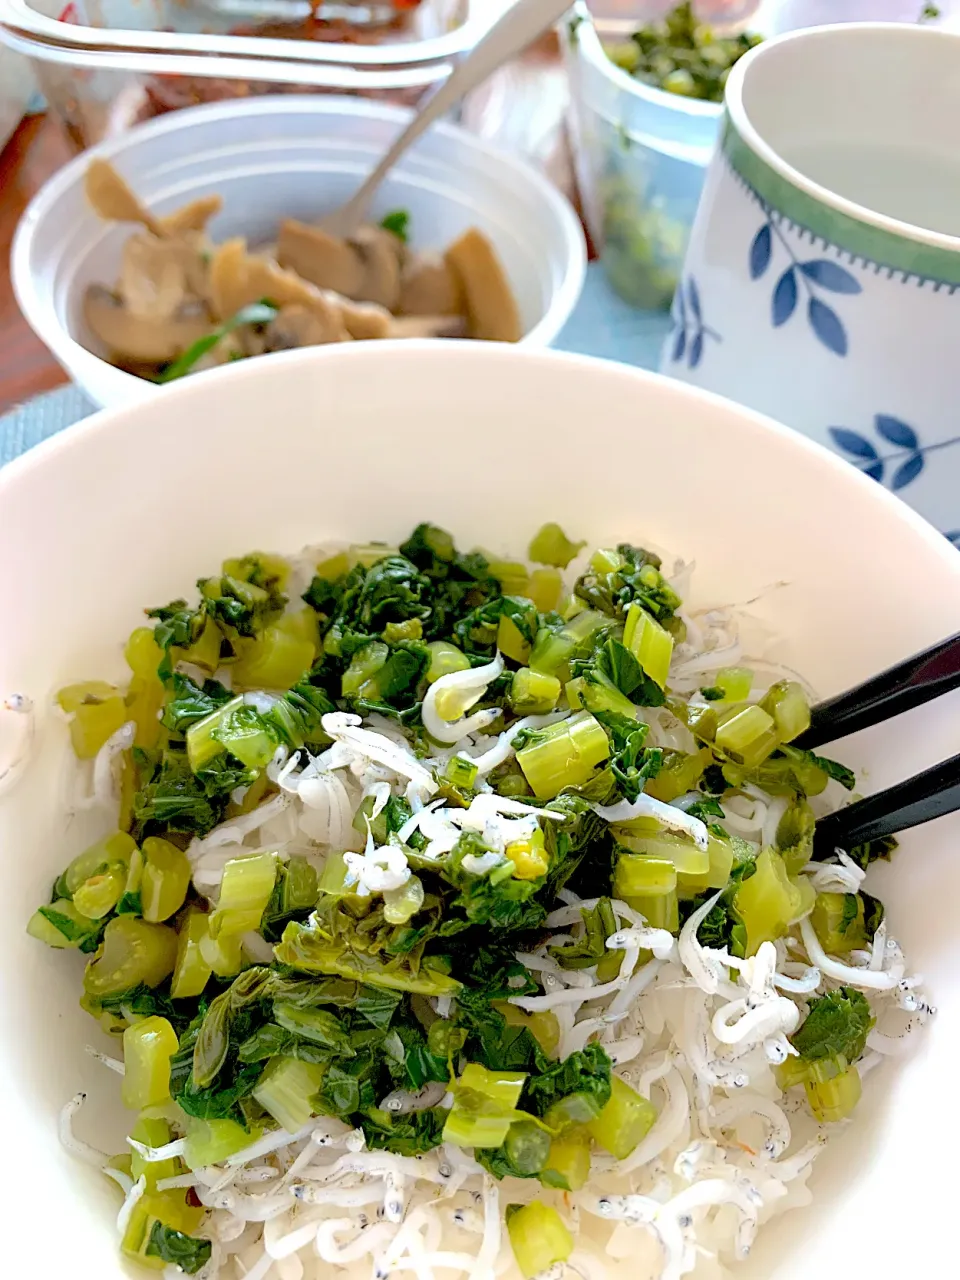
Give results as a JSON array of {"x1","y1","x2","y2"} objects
[
  {"x1": 0, "y1": 114, "x2": 76, "y2": 415},
  {"x1": 0, "y1": 33, "x2": 588, "y2": 419}
]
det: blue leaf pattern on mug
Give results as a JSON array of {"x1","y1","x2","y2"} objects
[
  {"x1": 772, "y1": 268, "x2": 798, "y2": 326},
  {"x1": 891, "y1": 454, "x2": 925, "y2": 491},
  {"x1": 749, "y1": 224, "x2": 772, "y2": 279},
  {"x1": 689, "y1": 331, "x2": 704, "y2": 369},
  {"x1": 686, "y1": 277, "x2": 702, "y2": 323},
  {"x1": 747, "y1": 207, "x2": 859, "y2": 356},
  {"x1": 945, "y1": 531, "x2": 960, "y2": 550},
  {"x1": 797, "y1": 260, "x2": 862, "y2": 294},
  {"x1": 828, "y1": 428, "x2": 879, "y2": 462},
  {"x1": 667, "y1": 275, "x2": 720, "y2": 370},
  {"x1": 874, "y1": 414, "x2": 919, "y2": 450},
  {"x1": 807, "y1": 297, "x2": 848, "y2": 356},
  {"x1": 828, "y1": 414, "x2": 960, "y2": 494}
]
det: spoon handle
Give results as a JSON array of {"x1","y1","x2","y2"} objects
[
  {"x1": 793, "y1": 630, "x2": 960, "y2": 750},
  {"x1": 327, "y1": 0, "x2": 575, "y2": 235}
]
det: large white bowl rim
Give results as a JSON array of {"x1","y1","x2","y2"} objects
[{"x1": 0, "y1": 341, "x2": 957, "y2": 1279}]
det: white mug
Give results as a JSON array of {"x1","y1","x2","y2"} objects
[{"x1": 660, "y1": 22, "x2": 960, "y2": 542}]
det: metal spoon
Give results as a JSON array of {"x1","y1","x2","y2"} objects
[{"x1": 320, "y1": 0, "x2": 575, "y2": 238}]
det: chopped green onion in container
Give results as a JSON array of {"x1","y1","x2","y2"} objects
[{"x1": 564, "y1": 2, "x2": 762, "y2": 311}]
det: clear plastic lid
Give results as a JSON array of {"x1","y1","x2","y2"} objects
[
  {"x1": 0, "y1": 0, "x2": 486, "y2": 68},
  {"x1": 0, "y1": 0, "x2": 501, "y2": 141}
]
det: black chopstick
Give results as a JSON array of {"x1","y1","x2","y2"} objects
[
  {"x1": 812, "y1": 750, "x2": 960, "y2": 857},
  {"x1": 793, "y1": 630, "x2": 960, "y2": 750}
]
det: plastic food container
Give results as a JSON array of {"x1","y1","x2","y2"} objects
[
  {"x1": 12, "y1": 94, "x2": 587, "y2": 409},
  {"x1": 0, "y1": 0, "x2": 492, "y2": 150},
  {"x1": 563, "y1": 3, "x2": 722, "y2": 312},
  {"x1": 0, "y1": 45, "x2": 35, "y2": 152},
  {"x1": 563, "y1": 1, "x2": 955, "y2": 312}
]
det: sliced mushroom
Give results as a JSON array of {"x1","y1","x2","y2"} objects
[
  {"x1": 277, "y1": 220, "x2": 403, "y2": 311},
  {"x1": 85, "y1": 158, "x2": 163, "y2": 236},
  {"x1": 158, "y1": 195, "x2": 223, "y2": 237},
  {"x1": 388, "y1": 315, "x2": 468, "y2": 339},
  {"x1": 118, "y1": 232, "x2": 210, "y2": 318},
  {"x1": 208, "y1": 239, "x2": 351, "y2": 342},
  {"x1": 444, "y1": 228, "x2": 522, "y2": 343},
  {"x1": 277, "y1": 220, "x2": 366, "y2": 299},
  {"x1": 348, "y1": 226, "x2": 403, "y2": 312},
  {"x1": 86, "y1": 158, "x2": 222, "y2": 240},
  {"x1": 83, "y1": 284, "x2": 211, "y2": 364},
  {"x1": 336, "y1": 297, "x2": 393, "y2": 341},
  {"x1": 399, "y1": 251, "x2": 464, "y2": 317},
  {"x1": 261, "y1": 304, "x2": 350, "y2": 352}
]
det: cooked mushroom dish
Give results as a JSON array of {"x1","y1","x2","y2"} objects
[{"x1": 82, "y1": 159, "x2": 523, "y2": 383}]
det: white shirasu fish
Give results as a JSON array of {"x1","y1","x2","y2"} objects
[
  {"x1": 76, "y1": 718, "x2": 135, "y2": 811},
  {"x1": 593, "y1": 795, "x2": 709, "y2": 850}
]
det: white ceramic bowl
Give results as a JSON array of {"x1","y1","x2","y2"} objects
[
  {"x1": 11, "y1": 95, "x2": 586, "y2": 409},
  {"x1": 1, "y1": 342, "x2": 958, "y2": 1279}
]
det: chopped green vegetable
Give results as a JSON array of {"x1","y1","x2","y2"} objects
[
  {"x1": 733, "y1": 848, "x2": 805, "y2": 956},
  {"x1": 614, "y1": 852, "x2": 677, "y2": 897},
  {"x1": 586, "y1": 1075, "x2": 657, "y2": 1159},
  {"x1": 623, "y1": 604, "x2": 674, "y2": 690},
  {"x1": 157, "y1": 302, "x2": 278, "y2": 383},
  {"x1": 140, "y1": 837, "x2": 191, "y2": 923},
  {"x1": 380, "y1": 209, "x2": 410, "y2": 241},
  {"x1": 542, "y1": 1126, "x2": 591, "y2": 1190},
  {"x1": 182, "y1": 1117, "x2": 258, "y2": 1170},
  {"x1": 803, "y1": 1060, "x2": 863, "y2": 1123},
  {"x1": 252, "y1": 1056, "x2": 326, "y2": 1133},
  {"x1": 811, "y1": 891, "x2": 868, "y2": 954},
  {"x1": 791, "y1": 987, "x2": 874, "y2": 1064},
  {"x1": 144, "y1": 1221, "x2": 213, "y2": 1274},
  {"x1": 782, "y1": 987, "x2": 875, "y2": 1124},
  {"x1": 606, "y1": 2, "x2": 762, "y2": 104},
  {"x1": 507, "y1": 1202, "x2": 574, "y2": 1277},
  {"x1": 83, "y1": 916, "x2": 178, "y2": 998},
  {"x1": 526, "y1": 1042, "x2": 612, "y2": 1128},
  {"x1": 516, "y1": 710, "x2": 610, "y2": 798},
  {"x1": 122, "y1": 1015, "x2": 179, "y2": 1110},
  {"x1": 29, "y1": 899, "x2": 105, "y2": 952},
  {"x1": 510, "y1": 668, "x2": 561, "y2": 715},
  {"x1": 549, "y1": 897, "x2": 617, "y2": 969},
  {"x1": 528, "y1": 522, "x2": 586, "y2": 569},
  {"x1": 759, "y1": 680, "x2": 811, "y2": 742},
  {"x1": 171, "y1": 909, "x2": 213, "y2": 999},
  {"x1": 844, "y1": 834, "x2": 898, "y2": 871},
  {"x1": 574, "y1": 543, "x2": 680, "y2": 625},
  {"x1": 715, "y1": 705, "x2": 778, "y2": 768},
  {"x1": 443, "y1": 1063, "x2": 527, "y2": 1148},
  {"x1": 209, "y1": 852, "x2": 277, "y2": 938}
]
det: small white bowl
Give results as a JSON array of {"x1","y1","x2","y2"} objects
[
  {"x1": 0, "y1": 341, "x2": 958, "y2": 1280},
  {"x1": 11, "y1": 95, "x2": 586, "y2": 409}
]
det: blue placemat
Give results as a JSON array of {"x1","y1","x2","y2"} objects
[{"x1": 0, "y1": 265, "x2": 671, "y2": 468}]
